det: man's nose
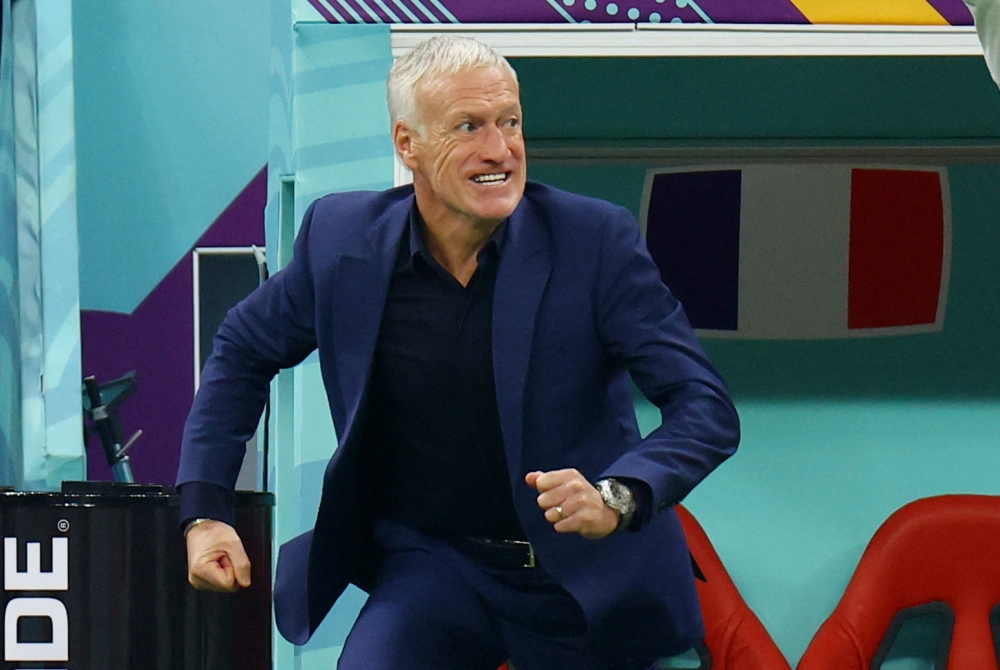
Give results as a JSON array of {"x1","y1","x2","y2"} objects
[{"x1": 479, "y1": 124, "x2": 512, "y2": 162}]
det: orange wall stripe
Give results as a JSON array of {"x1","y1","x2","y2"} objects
[{"x1": 789, "y1": 0, "x2": 949, "y2": 25}]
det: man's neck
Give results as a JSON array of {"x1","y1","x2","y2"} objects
[{"x1": 417, "y1": 204, "x2": 500, "y2": 288}]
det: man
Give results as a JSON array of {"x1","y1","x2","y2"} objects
[
  {"x1": 965, "y1": 0, "x2": 999, "y2": 87},
  {"x1": 177, "y1": 36, "x2": 739, "y2": 670}
]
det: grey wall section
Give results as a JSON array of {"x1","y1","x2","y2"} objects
[{"x1": 966, "y1": 0, "x2": 1000, "y2": 86}]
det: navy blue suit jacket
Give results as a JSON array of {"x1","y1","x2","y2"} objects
[{"x1": 177, "y1": 182, "x2": 740, "y2": 659}]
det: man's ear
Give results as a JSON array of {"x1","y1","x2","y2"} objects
[{"x1": 393, "y1": 121, "x2": 420, "y2": 171}]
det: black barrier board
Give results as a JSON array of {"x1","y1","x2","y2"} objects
[{"x1": 0, "y1": 487, "x2": 273, "y2": 670}]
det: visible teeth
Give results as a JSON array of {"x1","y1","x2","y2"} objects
[{"x1": 473, "y1": 173, "x2": 506, "y2": 184}]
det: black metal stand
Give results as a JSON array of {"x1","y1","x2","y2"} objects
[{"x1": 82, "y1": 372, "x2": 139, "y2": 483}]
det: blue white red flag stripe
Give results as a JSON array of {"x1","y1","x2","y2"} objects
[
  {"x1": 643, "y1": 169, "x2": 741, "y2": 331},
  {"x1": 641, "y1": 165, "x2": 950, "y2": 339},
  {"x1": 848, "y1": 169, "x2": 945, "y2": 330}
]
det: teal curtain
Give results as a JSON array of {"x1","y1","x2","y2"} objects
[
  {"x1": 0, "y1": 0, "x2": 22, "y2": 486},
  {"x1": 0, "y1": 0, "x2": 84, "y2": 489},
  {"x1": 31, "y1": 0, "x2": 84, "y2": 488}
]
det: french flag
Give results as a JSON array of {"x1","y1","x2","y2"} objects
[{"x1": 641, "y1": 165, "x2": 951, "y2": 339}]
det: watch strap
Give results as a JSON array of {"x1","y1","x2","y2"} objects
[{"x1": 596, "y1": 478, "x2": 636, "y2": 534}]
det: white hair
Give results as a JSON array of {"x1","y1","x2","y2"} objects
[{"x1": 387, "y1": 35, "x2": 518, "y2": 134}]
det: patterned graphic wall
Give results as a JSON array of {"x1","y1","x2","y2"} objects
[
  {"x1": 297, "y1": 0, "x2": 973, "y2": 25},
  {"x1": 74, "y1": 0, "x2": 271, "y2": 485},
  {"x1": 82, "y1": 171, "x2": 266, "y2": 484}
]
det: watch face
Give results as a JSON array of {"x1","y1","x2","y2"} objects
[
  {"x1": 608, "y1": 480, "x2": 629, "y2": 501},
  {"x1": 599, "y1": 479, "x2": 634, "y2": 515}
]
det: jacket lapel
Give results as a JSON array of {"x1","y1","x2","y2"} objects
[
  {"x1": 330, "y1": 195, "x2": 411, "y2": 436},
  {"x1": 492, "y1": 200, "x2": 552, "y2": 479}
]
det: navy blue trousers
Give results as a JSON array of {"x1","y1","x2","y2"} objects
[{"x1": 337, "y1": 520, "x2": 662, "y2": 670}]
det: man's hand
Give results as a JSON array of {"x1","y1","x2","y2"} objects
[
  {"x1": 525, "y1": 469, "x2": 620, "y2": 539},
  {"x1": 186, "y1": 520, "x2": 252, "y2": 592}
]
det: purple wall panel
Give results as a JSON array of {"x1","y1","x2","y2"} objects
[
  {"x1": 308, "y1": 0, "x2": 805, "y2": 24},
  {"x1": 306, "y1": 0, "x2": 753, "y2": 24},
  {"x1": 924, "y1": 0, "x2": 973, "y2": 25},
  {"x1": 694, "y1": 0, "x2": 808, "y2": 24},
  {"x1": 445, "y1": 0, "x2": 702, "y2": 24},
  {"x1": 81, "y1": 168, "x2": 267, "y2": 485},
  {"x1": 308, "y1": 0, "x2": 972, "y2": 24}
]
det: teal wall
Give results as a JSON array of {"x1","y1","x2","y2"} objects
[
  {"x1": 0, "y1": 0, "x2": 17, "y2": 486},
  {"x1": 526, "y1": 56, "x2": 1000, "y2": 663},
  {"x1": 268, "y1": 24, "x2": 394, "y2": 670},
  {"x1": 73, "y1": 0, "x2": 270, "y2": 314},
  {"x1": 1, "y1": 0, "x2": 86, "y2": 489}
]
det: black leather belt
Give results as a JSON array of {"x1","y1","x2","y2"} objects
[{"x1": 452, "y1": 536, "x2": 538, "y2": 569}]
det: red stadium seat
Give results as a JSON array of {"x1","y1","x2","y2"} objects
[
  {"x1": 797, "y1": 495, "x2": 1000, "y2": 670},
  {"x1": 676, "y1": 504, "x2": 792, "y2": 670}
]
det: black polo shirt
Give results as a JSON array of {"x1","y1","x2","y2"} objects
[{"x1": 361, "y1": 207, "x2": 525, "y2": 541}]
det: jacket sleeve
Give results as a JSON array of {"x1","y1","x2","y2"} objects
[
  {"x1": 594, "y1": 206, "x2": 740, "y2": 516},
  {"x1": 175, "y1": 201, "x2": 321, "y2": 512}
]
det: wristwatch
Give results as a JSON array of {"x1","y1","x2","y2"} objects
[{"x1": 595, "y1": 478, "x2": 636, "y2": 533}]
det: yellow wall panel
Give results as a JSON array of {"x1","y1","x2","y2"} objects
[{"x1": 790, "y1": 0, "x2": 949, "y2": 25}]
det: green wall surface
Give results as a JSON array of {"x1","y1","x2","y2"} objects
[
  {"x1": 524, "y1": 55, "x2": 1000, "y2": 665},
  {"x1": 514, "y1": 56, "x2": 1000, "y2": 142},
  {"x1": 530, "y1": 162, "x2": 1000, "y2": 398},
  {"x1": 529, "y1": 159, "x2": 1000, "y2": 663}
]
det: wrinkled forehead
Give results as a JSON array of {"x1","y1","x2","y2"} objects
[
  {"x1": 419, "y1": 65, "x2": 519, "y2": 95},
  {"x1": 414, "y1": 66, "x2": 521, "y2": 115}
]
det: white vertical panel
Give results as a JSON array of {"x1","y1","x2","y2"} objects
[{"x1": 738, "y1": 164, "x2": 852, "y2": 339}]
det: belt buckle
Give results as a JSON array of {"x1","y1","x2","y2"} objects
[{"x1": 516, "y1": 541, "x2": 535, "y2": 568}]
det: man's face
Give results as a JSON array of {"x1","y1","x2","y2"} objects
[{"x1": 396, "y1": 66, "x2": 526, "y2": 230}]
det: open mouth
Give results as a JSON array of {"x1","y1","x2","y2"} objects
[{"x1": 471, "y1": 172, "x2": 510, "y2": 185}]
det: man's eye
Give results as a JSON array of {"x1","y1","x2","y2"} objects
[
  {"x1": 459, "y1": 122, "x2": 476, "y2": 132},
  {"x1": 507, "y1": 118, "x2": 521, "y2": 128}
]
